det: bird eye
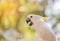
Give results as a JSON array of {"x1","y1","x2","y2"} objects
[{"x1": 30, "y1": 16, "x2": 33, "y2": 18}]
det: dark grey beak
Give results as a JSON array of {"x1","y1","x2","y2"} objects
[
  {"x1": 26, "y1": 17, "x2": 33, "y2": 26},
  {"x1": 26, "y1": 18, "x2": 31, "y2": 23}
]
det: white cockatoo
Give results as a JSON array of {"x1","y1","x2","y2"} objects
[{"x1": 26, "y1": 14, "x2": 57, "y2": 41}]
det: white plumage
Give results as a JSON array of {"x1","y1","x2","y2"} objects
[{"x1": 27, "y1": 14, "x2": 57, "y2": 41}]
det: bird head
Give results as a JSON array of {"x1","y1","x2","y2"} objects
[
  {"x1": 26, "y1": 14, "x2": 57, "y2": 41},
  {"x1": 26, "y1": 14, "x2": 48, "y2": 26}
]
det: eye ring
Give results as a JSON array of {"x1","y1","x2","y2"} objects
[{"x1": 30, "y1": 16, "x2": 33, "y2": 18}]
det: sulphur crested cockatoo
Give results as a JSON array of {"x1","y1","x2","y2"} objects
[{"x1": 26, "y1": 14, "x2": 57, "y2": 41}]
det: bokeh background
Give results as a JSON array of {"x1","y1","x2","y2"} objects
[{"x1": 0, "y1": 0, "x2": 60, "y2": 41}]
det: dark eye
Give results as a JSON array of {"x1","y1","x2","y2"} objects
[{"x1": 30, "y1": 16, "x2": 33, "y2": 18}]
